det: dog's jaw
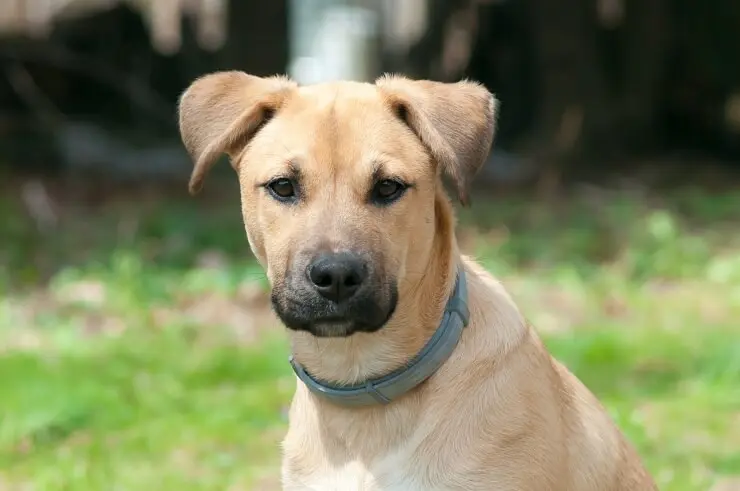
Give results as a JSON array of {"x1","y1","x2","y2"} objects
[{"x1": 288, "y1": 266, "x2": 470, "y2": 407}]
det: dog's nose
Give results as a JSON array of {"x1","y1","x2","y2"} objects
[{"x1": 307, "y1": 252, "x2": 367, "y2": 303}]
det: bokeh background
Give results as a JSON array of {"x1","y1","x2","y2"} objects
[{"x1": 1, "y1": 1, "x2": 739, "y2": 489}]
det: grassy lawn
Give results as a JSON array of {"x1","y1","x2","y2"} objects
[{"x1": 1, "y1": 179, "x2": 739, "y2": 490}]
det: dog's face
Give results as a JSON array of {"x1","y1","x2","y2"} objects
[{"x1": 178, "y1": 73, "x2": 496, "y2": 337}]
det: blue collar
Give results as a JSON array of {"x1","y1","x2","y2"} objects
[{"x1": 289, "y1": 267, "x2": 470, "y2": 407}]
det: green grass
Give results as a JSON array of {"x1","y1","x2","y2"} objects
[{"x1": 1, "y1": 179, "x2": 739, "y2": 490}]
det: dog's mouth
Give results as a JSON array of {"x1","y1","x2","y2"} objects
[{"x1": 270, "y1": 285, "x2": 398, "y2": 337}]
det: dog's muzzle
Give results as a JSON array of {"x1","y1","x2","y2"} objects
[{"x1": 270, "y1": 251, "x2": 398, "y2": 337}]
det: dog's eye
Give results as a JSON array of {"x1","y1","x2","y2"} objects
[
  {"x1": 266, "y1": 178, "x2": 297, "y2": 201},
  {"x1": 372, "y1": 179, "x2": 407, "y2": 205}
]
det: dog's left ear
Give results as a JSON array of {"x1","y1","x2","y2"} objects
[{"x1": 376, "y1": 75, "x2": 498, "y2": 206}]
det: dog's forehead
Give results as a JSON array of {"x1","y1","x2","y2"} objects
[
  {"x1": 283, "y1": 81, "x2": 392, "y2": 130},
  {"x1": 269, "y1": 81, "x2": 421, "y2": 176},
  {"x1": 294, "y1": 80, "x2": 382, "y2": 106}
]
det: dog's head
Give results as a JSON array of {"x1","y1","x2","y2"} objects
[{"x1": 178, "y1": 72, "x2": 497, "y2": 337}]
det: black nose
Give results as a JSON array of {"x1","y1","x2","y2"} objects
[{"x1": 307, "y1": 252, "x2": 367, "y2": 303}]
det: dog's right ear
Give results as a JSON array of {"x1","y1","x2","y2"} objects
[{"x1": 178, "y1": 71, "x2": 297, "y2": 195}]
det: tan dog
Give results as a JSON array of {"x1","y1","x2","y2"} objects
[{"x1": 178, "y1": 71, "x2": 657, "y2": 490}]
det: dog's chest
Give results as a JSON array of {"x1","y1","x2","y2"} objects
[{"x1": 283, "y1": 454, "x2": 428, "y2": 491}]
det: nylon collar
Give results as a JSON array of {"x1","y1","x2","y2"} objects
[{"x1": 289, "y1": 267, "x2": 470, "y2": 407}]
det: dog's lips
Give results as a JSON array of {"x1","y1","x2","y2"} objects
[
  {"x1": 270, "y1": 283, "x2": 398, "y2": 337},
  {"x1": 313, "y1": 315, "x2": 352, "y2": 324},
  {"x1": 274, "y1": 305, "x2": 393, "y2": 337}
]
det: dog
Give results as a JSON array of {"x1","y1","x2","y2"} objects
[{"x1": 178, "y1": 71, "x2": 657, "y2": 490}]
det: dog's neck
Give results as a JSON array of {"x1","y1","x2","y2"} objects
[{"x1": 289, "y1": 194, "x2": 458, "y2": 388}]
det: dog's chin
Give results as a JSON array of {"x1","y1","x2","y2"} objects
[
  {"x1": 271, "y1": 289, "x2": 397, "y2": 338},
  {"x1": 304, "y1": 320, "x2": 371, "y2": 338}
]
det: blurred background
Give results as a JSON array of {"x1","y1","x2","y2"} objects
[{"x1": 0, "y1": 1, "x2": 738, "y2": 489}]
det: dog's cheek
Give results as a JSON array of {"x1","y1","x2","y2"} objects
[
  {"x1": 241, "y1": 211, "x2": 268, "y2": 269},
  {"x1": 239, "y1": 196, "x2": 269, "y2": 266},
  {"x1": 245, "y1": 228, "x2": 267, "y2": 266}
]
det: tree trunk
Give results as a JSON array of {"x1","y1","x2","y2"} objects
[
  {"x1": 620, "y1": 0, "x2": 670, "y2": 153},
  {"x1": 529, "y1": 0, "x2": 629, "y2": 196}
]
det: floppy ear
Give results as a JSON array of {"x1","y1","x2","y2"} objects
[
  {"x1": 178, "y1": 71, "x2": 297, "y2": 195},
  {"x1": 375, "y1": 75, "x2": 498, "y2": 206}
]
